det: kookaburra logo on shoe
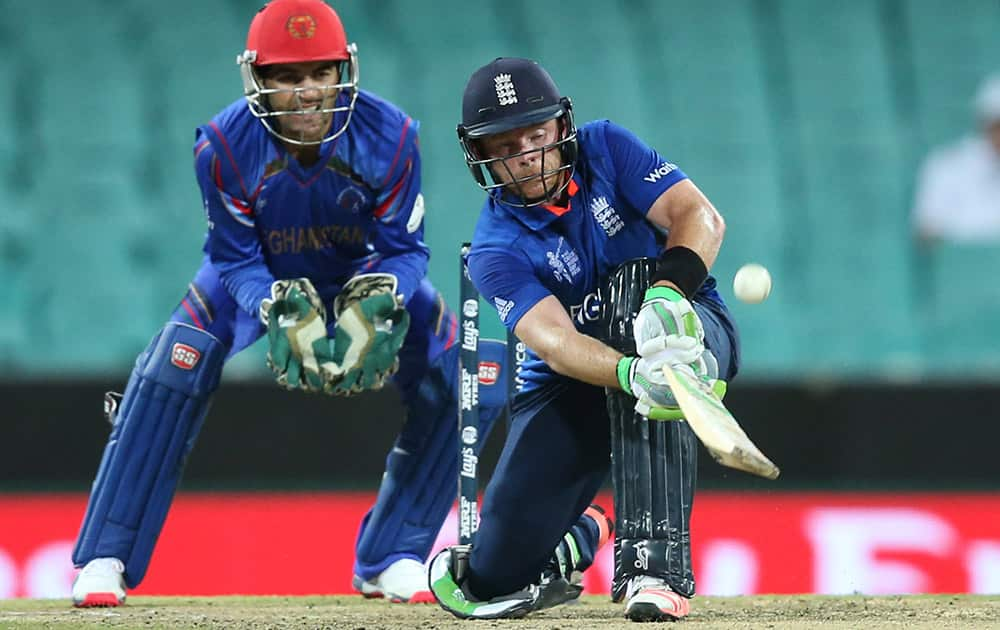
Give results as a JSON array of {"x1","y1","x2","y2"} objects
[
  {"x1": 644, "y1": 162, "x2": 678, "y2": 183},
  {"x1": 494, "y1": 73, "x2": 518, "y2": 106}
]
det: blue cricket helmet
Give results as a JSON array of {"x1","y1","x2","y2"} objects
[{"x1": 457, "y1": 57, "x2": 577, "y2": 207}]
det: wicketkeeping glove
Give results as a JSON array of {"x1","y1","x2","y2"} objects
[
  {"x1": 322, "y1": 273, "x2": 410, "y2": 396},
  {"x1": 260, "y1": 278, "x2": 335, "y2": 392}
]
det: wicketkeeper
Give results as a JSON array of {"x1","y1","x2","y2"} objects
[
  {"x1": 71, "y1": 0, "x2": 503, "y2": 607},
  {"x1": 428, "y1": 57, "x2": 741, "y2": 622}
]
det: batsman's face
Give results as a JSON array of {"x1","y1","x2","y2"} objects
[
  {"x1": 479, "y1": 119, "x2": 564, "y2": 200},
  {"x1": 263, "y1": 61, "x2": 341, "y2": 142}
]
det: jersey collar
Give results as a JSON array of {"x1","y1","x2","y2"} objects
[{"x1": 495, "y1": 178, "x2": 580, "y2": 232}]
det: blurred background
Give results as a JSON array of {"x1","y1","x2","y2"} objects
[{"x1": 1, "y1": 0, "x2": 998, "y2": 599}]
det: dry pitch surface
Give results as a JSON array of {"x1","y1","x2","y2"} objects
[{"x1": 2, "y1": 594, "x2": 998, "y2": 629}]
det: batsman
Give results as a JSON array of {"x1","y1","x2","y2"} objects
[{"x1": 429, "y1": 58, "x2": 741, "y2": 622}]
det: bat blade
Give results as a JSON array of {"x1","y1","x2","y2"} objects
[{"x1": 662, "y1": 365, "x2": 780, "y2": 480}]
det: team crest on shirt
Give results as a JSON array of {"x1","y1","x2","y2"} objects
[
  {"x1": 337, "y1": 186, "x2": 365, "y2": 213},
  {"x1": 590, "y1": 196, "x2": 624, "y2": 237},
  {"x1": 546, "y1": 237, "x2": 582, "y2": 283}
]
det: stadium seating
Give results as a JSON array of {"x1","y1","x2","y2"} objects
[
  {"x1": 1, "y1": 0, "x2": 998, "y2": 377},
  {"x1": 904, "y1": 0, "x2": 1000, "y2": 148},
  {"x1": 771, "y1": 0, "x2": 921, "y2": 373},
  {"x1": 920, "y1": 244, "x2": 1000, "y2": 373}
]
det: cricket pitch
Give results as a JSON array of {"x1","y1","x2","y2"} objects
[{"x1": 2, "y1": 594, "x2": 998, "y2": 629}]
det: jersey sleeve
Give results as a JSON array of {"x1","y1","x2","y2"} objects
[
  {"x1": 195, "y1": 137, "x2": 275, "y2": 320},
  {"x1": 367, "y1": 119, "x2": 430, "y2": 305},
  {"x1": 468, "y1": 244, "x2": 552, "y2": 333},
  {"x1": 603, "y1": 121, "x2": 688, "y2": 215}
]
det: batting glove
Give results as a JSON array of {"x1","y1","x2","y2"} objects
[{"x1": 633, "y1": 286, "x2": 705, "y2": 361}]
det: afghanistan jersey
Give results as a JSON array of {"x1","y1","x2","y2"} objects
[
  {"x1": 194, "y1": 89, "x2": 429, "y2": 321},
  {"x1": 468, "y1": 120, "x2": 728, "y2": 393}
]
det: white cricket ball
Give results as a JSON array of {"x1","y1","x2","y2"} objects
[{"x1": 733, "y1": 263, "x2": 772, "y2": 304}]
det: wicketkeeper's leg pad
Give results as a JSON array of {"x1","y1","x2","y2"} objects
[
  {"x1": 602, "y1": 258, "x2": 698, "y2": 600},
  {"x1": 72, "y1": 322, "x2": 225, "y2": 588}
]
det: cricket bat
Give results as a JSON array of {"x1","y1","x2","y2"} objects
[{"x1": 662, "y1": 365, "x2": 780, "y2": 480}]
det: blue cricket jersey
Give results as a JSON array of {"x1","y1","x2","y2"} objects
[
  {"x1": 468, "y1": 120, "x2": 728, "y2": 393},
  {"x1": 194, "y1": 90, "x2": 429, "y2": 321}
]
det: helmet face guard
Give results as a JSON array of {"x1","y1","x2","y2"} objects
[
  {"x1": 458, "y1": 57, "x2": 577, "y2": 208},
  {"x1": 237, "y1": 44, "x2": 359, "y2": 146},
  {"x1": 459, "y1": 101, "x2": 578, "y2": 208}
]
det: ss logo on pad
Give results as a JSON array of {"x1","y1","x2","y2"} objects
[
  {"x1": 171, "y1": 343, "x2": 201, "y2": 370},
  {"x1": 478, "y1": 361, "x2": 500, "y2": 386}
]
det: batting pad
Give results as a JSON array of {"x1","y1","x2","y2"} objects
[
  {"x1": 602, "y1": 258, "x2": 697, "y2": 600},
  {"x1": 72, "y1": 322, "x2": 225, "y2": 588}
]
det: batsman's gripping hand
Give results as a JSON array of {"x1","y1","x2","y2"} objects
[
  {"x1": 617, "y1": 335, "x2": 704, "y2": 421},
  {"x1": 322, "y1": 273, "x2": 410, "y2": 396},
  {"x1": 619, "y1": 347, "x2": 726, "y2": 421},
  {"x1": 633, "y1": 286, "x2": 705, "y2": 359},
  {"x1": 260, "y1": 278, "x2": 335, "y2": 392},
  {"x1": 626, "y1": 284, "x2": 724, "y2": 419}
]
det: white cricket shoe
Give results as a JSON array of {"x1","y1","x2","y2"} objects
[
  {"x1": 353, "y1": 557, "x2": 435, "y2": 603},
  {"x1": 72, "y1": 557, "x2": 127, "y2": 608},
  {"x1": 624, "y1": 575, "x2": 690, "y2": 622}
]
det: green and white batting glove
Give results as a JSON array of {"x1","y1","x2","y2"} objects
[
  {"x1": 617, "y1": 350, "x2": 687, "y2": 421},
  {"x1": 322, "y1": 273, "x2": 410, "y2": 396},
  {"x1": 260, "y1": 278, "x2": 335, "y2": 392},
  {"x1": 618, "y1": 348, "x2": 724, "y2": 421},
  {"x1": 633, "y1": 286, "x2": 705, "y2": 360}
]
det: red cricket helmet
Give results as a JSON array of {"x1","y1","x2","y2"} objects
[{"x1": 237, "y1": 0, "x2": 360, "y2": 145}]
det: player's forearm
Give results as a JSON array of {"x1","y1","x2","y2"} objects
[
  {"x1": 664, "y1": 203, "x2": 725, "y2": 270},
  {"x1": 372, "y1": 248, "x2": 429, "y2": 305},
  {"x1": 207, "y1": 236, "x2": 276, "y2": 318},
  {"x1": 647, "y1": 180, "x2": 726, "y2": 280},
  {"x1": 530, "y1": 326, "x2": 623, "y2": 389},
  {"x1": 216, "y1": 260, "x2": 276, "y2": 319},
  {"x1": 650, "y1": 205, "x2": 725, "y2": 296}
]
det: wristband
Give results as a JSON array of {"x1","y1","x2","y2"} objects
[
  {"x1": 650, "y1": 246, "x2": 708, "y2": 298},
  {"x1": 616, "y1": 356, "x2": 635, "y2": 395}
]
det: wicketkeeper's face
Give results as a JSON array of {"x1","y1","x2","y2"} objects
[
  {"x1": 261, "y1": 61, "x2": 342, "y2": 143},
  {"x1": 479, "y1": 119, "x2": 565, "y2": 201}
]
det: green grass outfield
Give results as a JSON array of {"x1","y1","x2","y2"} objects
[{"x1": 2, "y1": 594, "x2": 998, "y2": 629}]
